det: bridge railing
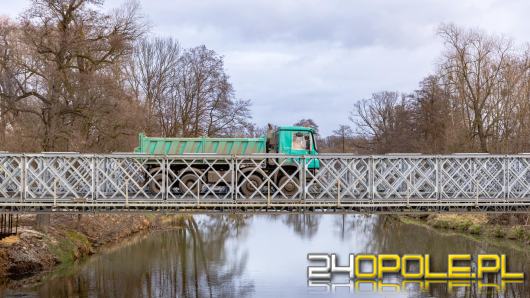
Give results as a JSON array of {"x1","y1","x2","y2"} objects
[{"x1": 1, "y1": 153, "x2": 530, "y2": 207}]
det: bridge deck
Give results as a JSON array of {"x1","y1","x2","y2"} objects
[{"x1": 2, "y1": 153, "x2": 530, "y2": 213}]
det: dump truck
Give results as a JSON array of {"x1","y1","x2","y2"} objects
[{"x1": 134, "y1": 125, "x2": 319, "y2": 196}]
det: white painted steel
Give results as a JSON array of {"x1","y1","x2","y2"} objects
[{"x1": 1, "y1": 153, "x2": 530, "y2": 212}]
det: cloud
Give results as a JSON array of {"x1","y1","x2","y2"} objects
[
  {"x1": 135, "y1": 0, "x2": 444, "y2": 49},
  {"x1": 117, "y1": 0, "x2": 530, "y2": 135}
]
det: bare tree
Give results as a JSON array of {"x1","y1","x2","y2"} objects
[
  {"x1": 294, "y1": 118, "x2": 319, "y2": 135},
  {"x1": 0, "y1": 17, "x2": 17, "y2": 149},
  {"x1": 351, "y1": 91, "x2": 417, "y2": 153},
  {"x1": 128, "y1": 42, "x2": 252, "y2": 137},
  {"x1": 246, "y1": 123, "x2": 268, "y2": 138},
  {"x1": 437, "y1": 24, "x2": 515, "y2": 152},
  {"x1": 175, "y1": 46, "x2": 252, "y2": 137},
  {"x1": 410, "y1": 75, "x2": 453, "y2": 153},
  {"x1": 126, "y1": 37, "x2": 181, "y2": 135},
  {"x1": 0, "y1": 0, "x2": 144, "y2": 151},
  {"x1": 332, "y1": 124, "x2": 353, "y2": 153},
  {"x1": 348, "y1": 25, "x2": 529, "y2": 155}
]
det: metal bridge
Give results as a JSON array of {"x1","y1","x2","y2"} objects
[{"x1": 1, "y1": 153, "x2": 530, "y2": 213}]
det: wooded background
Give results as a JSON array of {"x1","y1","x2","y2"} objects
[{"x1": 0, "y1": 1, "x2": 529, "y2": 155}]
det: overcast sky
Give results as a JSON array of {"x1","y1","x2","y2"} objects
[{"x1": 2, "y1": 0, "x2": 529, "y2": 135}]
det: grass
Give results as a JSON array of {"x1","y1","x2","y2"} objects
[
  {"x1": 399, "y1": 214, "x2": 530, "y2": 252},
  {"x1": 491, "y1": 226, "x2": 505, "y2": 238},
  {"x1": 468, "y1": 224, "x2": 482, "y2": 235},
  {"x1": 48, "y1": 230, "x2": 92, "y2": 265},
  {"x1": 0, "y1": 235, "x2": 19, "y2": 245},
  {"x1": 507, "y1": 226, "x2": 526, "y2": 240},
  {"x1": 427, "y1": 214, "x2": 476, "y2": 232}
]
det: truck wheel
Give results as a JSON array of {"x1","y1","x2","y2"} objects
[
  {"x1": 179, "y1": 173, "x2": 200, "y2": 195},
  {"x1": 279, "y1": 176, "x2": 299, "y2": 197},
  {"x1": 240, "y1": 174, "x2": 263, "y2": 197},
  {"x1": 148, "y1": 168, "x2": 163, "y2": 194}
]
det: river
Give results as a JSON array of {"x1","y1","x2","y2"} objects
[{"x1": 2, "y1": 214, "x2": 529, "y2": 297}]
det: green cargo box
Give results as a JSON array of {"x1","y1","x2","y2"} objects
[{"x1": 134, "y1": 133, "x2": 266, "y2": 155}]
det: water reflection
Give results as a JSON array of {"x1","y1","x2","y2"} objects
[
  {"x1": 266, "y1": 213, "x2": 321, "y2": 239},
  {"x1": 364, "y1": 215, "x2": 529, "y2": 298},
  {"x1": 3, "y1": 215, "x2": 254, "y2": 298},
  {"x1": 1, "y1": 214, "x2": 529, "y2": 298}
]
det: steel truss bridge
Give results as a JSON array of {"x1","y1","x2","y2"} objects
[{"x1": 1, "y1": 153, "x2": 530, "y2": 213}]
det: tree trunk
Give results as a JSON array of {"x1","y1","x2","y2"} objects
[
  {"x1": 37, "y1": 106, "x2": 57, "y2": 230},
  {"x1": 76, "y1": 214, "x2": 82, "y2": 230},
  {"x1": 0, "y1": 106, "x2": 6, "y2": 150},
  {"x1": 474, "y1": 110, "x2": 488, "y2": 152}
]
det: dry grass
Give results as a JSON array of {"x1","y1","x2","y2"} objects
[
  {"x1": 0, "y1": 235, "x2": 20, "y2": 246},
  {"x1": 433, "y1": 214, "x2": 488, "y2": 225}
]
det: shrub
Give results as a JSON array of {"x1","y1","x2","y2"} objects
[
  {"x1": 468, "y1": 224, "x2": 482, "y2": 235},
  {"x1": 433, "y1": 219, "x2": 450, "y2": 229},
  {"x1": 455, "y1": 219, "x2": 473, "y2": 231},
  {"x1": 491, "y1": 226, "x2": 505, "y2": 238},
  {"x1": 507, "y1": 226, "x2": 526, "y2": 240}
]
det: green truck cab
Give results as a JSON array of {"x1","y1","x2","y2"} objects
[{"x1": 134, "y1": 125, "x2": 318, "y2": 197}]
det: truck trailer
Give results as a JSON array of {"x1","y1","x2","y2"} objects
[{"x1": 134, "y1": 125, "x2": 319, "y2": 197}]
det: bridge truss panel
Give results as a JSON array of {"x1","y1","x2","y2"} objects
[
  {"x1": 0, "y1": 155, "x2": 23, "y2": 202},
  {"x1": 1, "y1": 153, "x2": 530, "y2": 212}
]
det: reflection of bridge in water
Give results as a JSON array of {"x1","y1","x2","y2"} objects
[{"x1": 1, "y1": 153, "x2": 530, "y2": 213}]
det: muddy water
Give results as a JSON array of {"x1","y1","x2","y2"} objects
[{"x1": 2, "y1": 215, "x2": 529, "y2": 297}]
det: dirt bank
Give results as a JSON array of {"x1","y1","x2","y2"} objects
[
  {"x1": 0, "y1": 214, "x2": 157, "y2": 279},
  {"x1": 401, "y1": 214, "x2": 530, "y2": 246}
]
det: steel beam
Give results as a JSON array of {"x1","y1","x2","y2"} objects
[{"x1": 0, "y1": 153, "x2": 530, "y2": 213}]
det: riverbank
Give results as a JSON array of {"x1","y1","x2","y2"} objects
[
  {"x1": 400, "y1": 214, "x2": 530, "y2": 247},
  {"x1": 0, "y1": 214, "x2": 158, "y2": 281}
]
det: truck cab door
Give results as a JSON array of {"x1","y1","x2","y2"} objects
[
  {"x1": 283, "y1": 131, "x2": 319, "y2": 169},
  {"x1": 291, "y1": 132, "x2": 311, "y2": 154}
]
